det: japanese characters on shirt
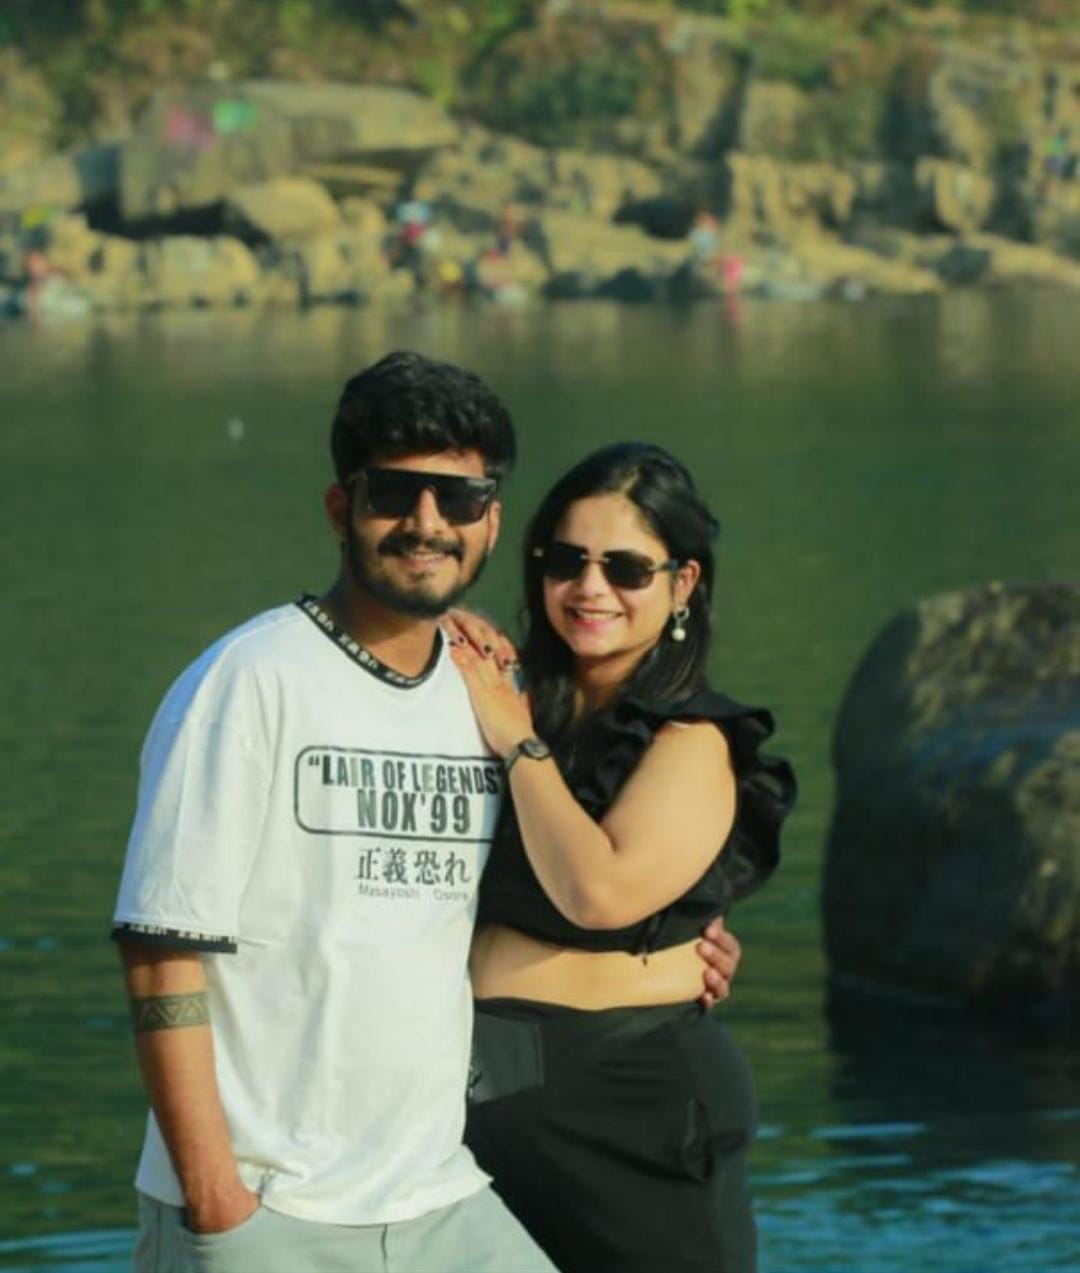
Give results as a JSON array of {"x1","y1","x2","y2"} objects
[{"x1": 296, "y1": 745, "x2": 503, "y2": 903}]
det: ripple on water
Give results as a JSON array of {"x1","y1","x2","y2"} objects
[
  {"x1": 756, "y1": 1124, "x2": 786, "y2": 1142},
  {"x1": 1036, "y1": 1107, "x2": 1080, "y2": 1123},
  {"x1": 756, "y1": 1154, "x2": 1080, "y2": 1272},
  {"x1": 0, "y1": 1228, "x2": 132, "y2": 1273},
  {"x1": 938, "y1": 1159, "x2": 1079, "y2": 1196},
  {"x1": 809, "y1": 1121, "x2": 926, "y2": 1142},
  {"x1": 815, "y1": 1153, "x2": 911, "y2": 1171}
]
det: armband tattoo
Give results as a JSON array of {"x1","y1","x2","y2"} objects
[{"x1": 130, "y1": 991, "x2": 210, "y2": 1033}]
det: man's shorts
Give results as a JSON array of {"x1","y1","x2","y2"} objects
[{"x1": 134, "y1": 1186, "x2": 557, "y2": 1273}]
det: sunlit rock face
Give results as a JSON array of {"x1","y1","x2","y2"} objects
[
  {"x1": 824, "y1": 583, "x2": 1080, "y2": 1019},
  {"x1": 120, "y1": 81, "x2": 457, "y2": 222}
]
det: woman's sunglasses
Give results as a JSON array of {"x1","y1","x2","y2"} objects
[
  {"x1": 533, "y1": 541, "x2": 680, "y2": 590},
  {"x1": 349, "y1": 467, "x2": 497, "y2": 525}
]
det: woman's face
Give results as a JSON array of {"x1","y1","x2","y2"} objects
[{"x1": 542, "y1": 493, "x2": 699, "y2": 679}]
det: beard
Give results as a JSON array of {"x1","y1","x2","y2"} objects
[{"x1": 346, "y1": 524, "x2": 490, "y2": 618}]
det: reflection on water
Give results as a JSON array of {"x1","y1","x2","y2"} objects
[
  {"x1": 758, "y1": 1154, "x2": 1080, "y2": 1271},
  {"x1": 2, "y1": 293, "x2": 1078, "y2": 1270},
  {"x1": 3, "y1": 1137, "x2": 1077, "y2": 1273},
  {"x1": 0, "y1": 1229, "x2": 132, "y2": 1273}
]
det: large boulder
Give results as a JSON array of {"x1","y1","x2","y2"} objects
[
  {"x1": 225, "y1": 177, "x2": 341, "y2": 242},
  {"x1": 921, "y1": 234, "x2": 1080, "y2": 289},
  {"x1": 27, "y1": 214, "x2": 142, "y2": 310},
  {"x1": 412, "y1": 127, "x2": 664, "y2": 227},
  {"x1": 340, "y1": 197, "x2": 387, "y2": 239},
  {"x1": 547, "y1": 149, "x2": 665, "y2": 221},
  {"x1": 412, "y1": 126, "x2": 553, "y2": 228},
  {"x1": 0, "y1": 146, "x2": 120, "y2": 218},
  {"x1": 120, "y1": 87, "x2": 294, "y2": 220},
  {"x1": 915, "y1": 158, "x2": 995, "y2": 235},
  {"x1": 273, "y1": 221, "x2": 407, "y2": 306},
  {"x1": 140, "y1": 235, "x2": 261, "y2": 307},
  {"x1": 793, "y1": 237, "x2": 942, "y2": 296},
  {"x1": 925, "y1": 41, "x2": 1041, "y2": 170},
  {"x1": 121, "y1": 81, "x2": 457, "y2": 221},
  {"x1": 824, "y1": 583, "x2": 1080, "y2": 1017},
  {"x1": 240, "y1": 80, "x2": 458, "y2": 158},
  {"x1": 725, "y1": 152, "x2": 857, "y2": 240},
  {"x1": 528, "y1": 209, "x2": 686, "y2": 299},
  {"x1": 971, "y1": 234, "x2": 1080, "y2": 288}
]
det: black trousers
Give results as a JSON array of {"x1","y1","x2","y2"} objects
[{"x1": 465, "y1": 998, "x2": 758, "y2": 1273}]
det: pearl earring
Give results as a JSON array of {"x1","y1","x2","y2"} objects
[{"x1": 671, "y1": 605, "x2": 690, "y2": 643}]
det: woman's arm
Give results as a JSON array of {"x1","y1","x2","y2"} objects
[
  {"x1": 445, "y1": 618, "x2": 736, "y2": 930},
  {"x1": 507, "y1": 721, "x2": 735, "y2": 929}
]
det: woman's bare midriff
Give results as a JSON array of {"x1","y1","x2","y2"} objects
[{"x1": 469, "y1": 922, "x2": 705, "y2": 1010}]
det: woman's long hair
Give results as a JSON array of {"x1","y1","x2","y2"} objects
[{"x1": 521, "y1": 443, "x2": 720, "y2": 742}]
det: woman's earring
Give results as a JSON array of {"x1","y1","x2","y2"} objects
[{"x1": 670, "y1": 605, "x2": 690, "y2": 643}]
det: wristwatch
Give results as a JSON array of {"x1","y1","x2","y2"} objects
[{"x1": 504, "y1": 736, "x2": 551, "y2": 773}]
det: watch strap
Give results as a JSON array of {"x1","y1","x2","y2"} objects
[{"x1": 505, "y1": 736, "x2": 551, "y2": 773}]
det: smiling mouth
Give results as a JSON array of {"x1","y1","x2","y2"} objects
[
  {"x1": 379, "y1": 533, "x2": 462, "y2": 567},
  {"x1": 399, "y1": 550, "x2": 451, "y2": 566},
  {"x1": 567, "y1": 607, "x2": 622, "y2": 624}
]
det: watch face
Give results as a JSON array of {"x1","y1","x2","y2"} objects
[{"x1": 521, "y1": 737, "x2": 550, "y2": 760}]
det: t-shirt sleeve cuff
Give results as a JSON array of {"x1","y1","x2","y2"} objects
[{"x1": 110, "y1": 921, "x2": 238, "y2": 954}]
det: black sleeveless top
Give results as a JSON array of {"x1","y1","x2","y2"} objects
[{"x1": 476, "y1": 687, "x2": 797, "y2": 955}]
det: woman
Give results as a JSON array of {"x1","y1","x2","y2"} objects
[{"x1": 444, "y1": 443, "x2": 796, "y2": 1273}]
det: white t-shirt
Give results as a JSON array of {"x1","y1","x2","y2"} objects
[{"x1": 113, "y1": 599, "x2": 504, "y2": 1224}]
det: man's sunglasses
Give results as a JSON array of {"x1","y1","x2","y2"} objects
[
  {"x1": 349, "y1": 467, "x2": 497, "y2": 525},
  {"x1": 532, "y1": 541, "x2": 680, "y2": 590}
]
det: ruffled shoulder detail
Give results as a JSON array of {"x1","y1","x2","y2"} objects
[{"x1": 565, "y1": 686, "x2": 797, "y2": 903}]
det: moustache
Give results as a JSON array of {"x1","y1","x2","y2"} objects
[{"x1": 378, "y1": 531, "x2": 463, "y2": 561}]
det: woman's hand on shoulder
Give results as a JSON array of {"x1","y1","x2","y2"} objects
[
  {"x1": 442, "y1": 611, "x2": 535, "y2": 760},
  {"x1": 443, "y1": 608, "x2": 519, "y2": 673}
]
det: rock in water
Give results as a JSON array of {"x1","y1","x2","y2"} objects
[{"x1": 823, "y1": 583, "x2": 1080, "y2": 1018}]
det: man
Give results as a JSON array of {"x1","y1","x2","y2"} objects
[{"x1": 113, "y1": 351, "x2": 739, "y2": 1272}]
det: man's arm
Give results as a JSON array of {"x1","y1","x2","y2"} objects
[{"x1": 120, "y1": 944, "x2": 258, "y2": 1234}]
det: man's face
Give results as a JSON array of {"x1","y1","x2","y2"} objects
[{"x1": 331, "y1": 451, "x2": 501, "y2": 618}]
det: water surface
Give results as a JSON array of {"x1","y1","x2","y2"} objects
[{"x1": 1, "y1": 293, "x2": 1078, "y2": 1270}]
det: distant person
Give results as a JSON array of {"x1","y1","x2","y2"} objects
[
  {"x1": 689, "y1": 210, "x2": 745, "y2": 299},
  {"x1": 112, "y1": 354, "x2": 740, "y2": 1272},
  {"x1": 448, "y1": 443, "x2": 797, "y2": 1273},
  {"x1": 1043, "y1": 130, "x2": 1069, "y2": 181},
  {"x1": 690, "y1": 209, "x2": 721, "y2": 262},
  {"x1": 496, "y1": 202, "x2": 522, "y2": 255}
]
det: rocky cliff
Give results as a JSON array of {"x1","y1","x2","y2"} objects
[{"x1": 1, "y1": 3, "x2": 1078, "y2": 315}]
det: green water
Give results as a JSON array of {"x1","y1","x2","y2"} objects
[{"x1": 1, "y1": 294, "x2": 1078, "y2": 1270}]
